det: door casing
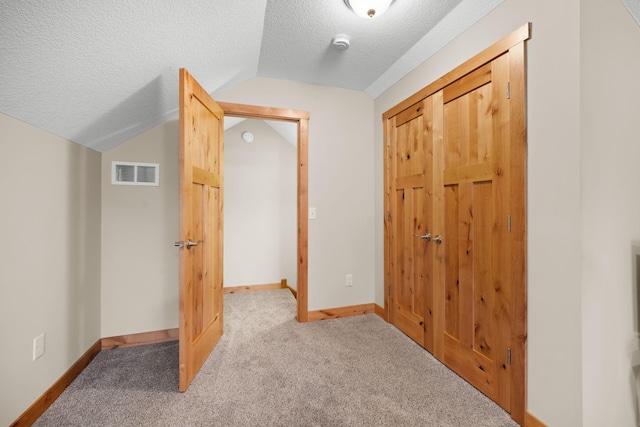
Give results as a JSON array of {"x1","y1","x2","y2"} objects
[{"x1": 218, "y1": 102, "x2": 310, "y2": 322}]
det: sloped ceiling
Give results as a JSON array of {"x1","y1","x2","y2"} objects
[
  {"x1": 621, "y1": 0, "x2": 640, "y2": 26},
  {"x1": 0, "y1": 0, "x2": 503, "y2": 152}
]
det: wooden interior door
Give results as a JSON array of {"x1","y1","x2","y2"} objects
[
  {"x1": 178, "y1": 68, "x2": 224, "y2": 392},
  {"x1": 383, "y1": 24, "x2": 529, "y2": 426},
  {"x1": 435, "y1": 55, "x2": 511, "y2": 410},
  {"x1": 388, "y1": 99, "x2": 434, "y2": 349}
]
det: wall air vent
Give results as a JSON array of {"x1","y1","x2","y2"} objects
[{"x1": 111, "y1": 161, "x2": 159, "y2": 186}]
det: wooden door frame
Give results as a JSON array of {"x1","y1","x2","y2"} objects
[
  {"x1": 217, "y1": 102, "x2": 310, "y2": 322},
  {"x1": 382, "y1": 23, "x2": 530, "y2": 425}
]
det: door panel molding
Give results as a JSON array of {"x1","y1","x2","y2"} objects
[
  {"x1": 383, "y1": 24, "x2": 530, "y2": 426},
  {"x1": 179, "y1": 68, "x2": 225, "y2": 392},
  {"x1": 383, "y1": 23, "x2": 531, "y2": 120}
]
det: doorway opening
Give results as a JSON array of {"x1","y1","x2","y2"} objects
[
  {"x1": 219, "y1": 102, "x2": 310, "y2": 322},
  {"x1": 223, "y1": 118, "x2": 297, "y2": 300}
]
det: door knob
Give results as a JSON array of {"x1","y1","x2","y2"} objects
[
  {"x1": 186, "y1": 239, "x2": 203, "y2": 249},
  {"x1": 433, "y1": 235, "x2": 443, "y2": 244},
  {"x1": 413, "y1": 233, "x2": 431, "y2": 241}
]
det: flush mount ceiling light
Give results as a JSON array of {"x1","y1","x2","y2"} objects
[{"x1": 344, "y1": 0, "x2": 395, "y2": 19}]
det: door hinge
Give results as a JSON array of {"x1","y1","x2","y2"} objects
[
  {"x1": 506, "y1": 82, "x2": 511, "y2": 99},
  {"x1": 387, "y1": 211, "x2": 392, "y2": 222},
  {"x1": 507, "y1": 215, "x2": 511, "y2": 232},
  {"x1": 507, "y1": 347, "x2": 512, "y2": 365},
  {"x1": 388, "y1": 285, "x2": 391, "y2": 296}
]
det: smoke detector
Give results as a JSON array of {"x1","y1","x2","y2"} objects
[
  {"x1": 331, "y1": 34, "x2": 351, "y2": 50},
  {"x1": 241, "y1": 131, "x2": 254, "y2": 143}
]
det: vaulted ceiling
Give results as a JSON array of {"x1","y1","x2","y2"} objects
[{"x1": 0, "y1": 0, "x2": 504, "y2": 152}]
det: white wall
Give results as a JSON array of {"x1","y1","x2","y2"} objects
[
  {"x1": 0, "y1": 113, "x2": 102, "y2": 426},
  {"x1": 373, "y1": 0, "x2": 583, "y2": 425},
  {"x1": 100, "y1": 77, "x2": 374, "y2": 334},
  {"x1": 224, "y1": 119, "x2": 297, "y2": 289},
  {"x1": 581, "y1": 0, "x2": 640, "y2": 425},
  {"x1": 101, "y1": 120, "x2": 179, "y2": 338},
  {"x1": 217, "y1": 78, "x2": 376, "y2": 310}
]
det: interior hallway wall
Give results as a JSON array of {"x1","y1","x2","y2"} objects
[
  {"x1": 101, "y1": 120, "x2": 179, "y2": 338},
  {"x1": 217, "y1": 78, "x2": 376, "y2": 311},
  {"x1": 0, "y1": 113, "x2": 102, "y2": 426},
  {"x1": 580, "y1": 0, "x2": 640, "y2": 425}
]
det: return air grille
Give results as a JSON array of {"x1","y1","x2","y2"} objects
[{"x1": 112, "y1": 161, "x2": 159, "y2": 186}]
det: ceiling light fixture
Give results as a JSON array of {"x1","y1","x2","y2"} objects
[{"x1": 344, "y1": 0, "x2": 395, "y2": 19}]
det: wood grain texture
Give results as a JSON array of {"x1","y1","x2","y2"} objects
[
  {"x1": 431, "y1": 90, "x2": 445, "y2": 361},
  {"x1": 422, "y1": 95, "x2": 435, "y2": 354},
  {"x1": 10, "y1": 340, "x2": 102, "y2": 427},
  {"x1": 439, "y1": 52, "x2": 513, "y2": 413},
  {"x1": 443, "y1": 62, "x2": 492, "y2": 104},
  {"x1": 388, "y1": 106, "x2": 428, "y2": 348},
  {"x1": 223, "y1": 280, "x2": 297, "y2": 297},
  {"x1": 179, "y1": 68, "x2": 224, "y2": 392},
  {"x1": 217, "y1": 101, "x2": 309, "y2": 121},
  {"x1": 102, "y1": 329, "x2": 179, "y2": 350},
  {"x1": 374, "y1": 304, "x2": 386, "y2": 320},
  {"x1": 192, "y1": 166, "x2": 220, "y2": 187},
  {"x1": 297, "y1": 117, "x2": 309, "y2": 323},
  {"x1": 526, "y1": 412, "x2": 548, "y2": 427},
  {"x1": 383, "y1": 23, "x2": 531, "y2": 120},
  {"x1": 308, "y1": 304, "x2": 376, "y2": 322},
  {"x1": 395, "y1": 100, "x2": 424, "y2": 126},
  {"x1": 491, "y1": 50, "x2": 513, "y2": 413},
  {"x1": 383, "y1": 115, "x2": 394, "y2": 325},
  {"x1": 224, "y1": 282, "x2": 286, "y2": 294},
  {"x1": 509, "y1": 40, "x2": 529, "y2": 427},
  {"x1": 383, "y1": 25, "x2": 529, "y2": 426}
]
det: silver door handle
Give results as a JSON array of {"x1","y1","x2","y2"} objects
[
  {"x1": 187, "y1": 239, "x2": 203, "y2": 249},
  {"x1": 433, "y1": 235, "x2": 443, "y2": 244},
  {"x1": 174, "y1": 241, "x2": 184, "y2": 249},
  {"x1": 413, "y1": 233, "x2": 431, "y2": 241}
]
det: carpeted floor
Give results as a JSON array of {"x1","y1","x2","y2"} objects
[{"x1": 34, "y1": 289, "x2": 518, "y2": 426}]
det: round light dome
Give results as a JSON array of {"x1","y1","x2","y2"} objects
[{"x1": 344, "y1": 0, "x2": 395, "y2": 19}]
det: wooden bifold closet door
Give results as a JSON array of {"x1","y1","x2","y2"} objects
[{"x1": 383, "y1": 24, "x2": 529, "y2": 426}]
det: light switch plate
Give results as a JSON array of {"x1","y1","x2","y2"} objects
[{"x1": 33, "y1": 333, "x2": 45, "y2": 361}]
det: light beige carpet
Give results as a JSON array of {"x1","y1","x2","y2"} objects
[{"x1": 35, "y1": 289, "x2": 517, "y2": 426}]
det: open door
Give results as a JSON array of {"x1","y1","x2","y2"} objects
[{"x1": 178, "y1": 68, "x2": 224, "y2": 392}]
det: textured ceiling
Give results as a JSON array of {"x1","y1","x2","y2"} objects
[
  {"x1": 257, "y1": 0, "x2": 462, "y2": 91},
  {"x1": 0, "y1": 0, "x2": 503, "y2": 152},
  {"x1": 621, "y1": 0, "x2": 640, "y2": 26}
]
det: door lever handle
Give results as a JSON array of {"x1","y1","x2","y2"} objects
[
  {"x1": 432, "y1": 235, "x2": 443, "y2": 244},
  {"x1": 413, "y1": 233, "x2": 431, "y2": 241},
  {"x1": 186, "y1": 239, "x2": 204, "y2": 249}
]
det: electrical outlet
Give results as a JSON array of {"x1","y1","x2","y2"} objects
[
  {"x1": 346, "y1": 274, "x2": 353, "y2": 287},
  {"x1": 33, "y1": 333, "x2": 45, "y2": 361}
]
